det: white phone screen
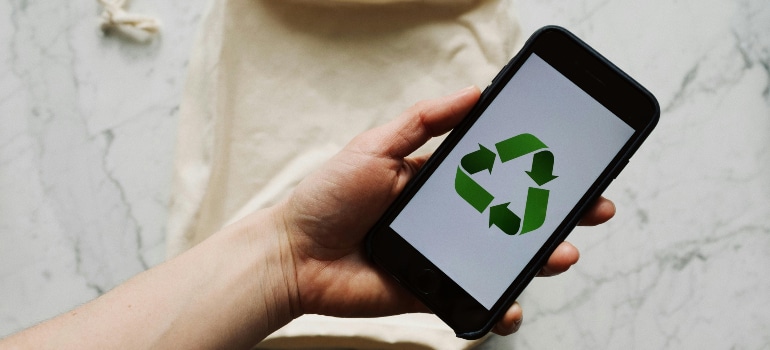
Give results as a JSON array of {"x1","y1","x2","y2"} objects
[{"x1": 390, "y1": 54, "x2": 635, "y2": 309}]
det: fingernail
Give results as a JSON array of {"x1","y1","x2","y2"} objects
[
  {"x1": 451, "y1": 85, "x2": 477, "y2": 97},
  {"x1": 512, "y1": 317, "x2": 523, "y2": 332}
]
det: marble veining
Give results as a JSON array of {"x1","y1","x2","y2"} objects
[
  {"x1": 480, "y1": 0, "x2": 770, "y2": 348},
  {"x1": 1, "y1": 0, "x2": 769, "y2": 348},
  {"x1": 0, "y1": 0, "x2": 206, "y2": 333}
]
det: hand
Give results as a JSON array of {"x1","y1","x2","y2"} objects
[
  {"x1": 276, "y1": 86, "x2": 615, "y2": 335},
  {"x1": 0, "y1": 87, "x2": 615, "y2": 350}
]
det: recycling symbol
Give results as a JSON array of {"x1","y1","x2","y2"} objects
[{"x1": 454, "y1": 133, "x2": 557, "y2": 235}]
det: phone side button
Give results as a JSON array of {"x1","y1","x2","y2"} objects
[
  {"x1": 481, "y1": 84, "x2": 491, "y2": 96},
  {"x1": 412, "y1": 268, "x2": 441, "y2": 295},
  {"x1": 612, "y1": 160, "x2": 630, "y2": 179},
  {"x1": 491, "y1": 63, "x2": 509, "y2": 84}
]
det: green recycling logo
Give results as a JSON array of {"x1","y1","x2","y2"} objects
[{"x1": 454, "y1": 133, "x2": 557, "y2": 235}]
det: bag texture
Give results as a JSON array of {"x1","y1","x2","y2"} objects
[{"x1": 167, "y1": 0, "x2": 521, "y2": 348}]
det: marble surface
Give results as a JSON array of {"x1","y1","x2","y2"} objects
[
  {"x1": 482, "y1": 0, "x2": 770, "y2": 349},
  {"x1": 1, "y1": 0, "x2": 769, "y2": 349},
  {"x1": 0, "y1": 0, "x2": 207, "y2": 334}
]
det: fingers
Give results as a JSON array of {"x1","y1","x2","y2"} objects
[
  {"x1": 578, "y1": 197, "x2": 615, "y2": 226},
  {"x1": 538, "y1": 241, "x2": 580, "y2": 277},
  {"x1": 373, "y1": 86, "x2": 481, "y2": 159},
  {"x1": 490, "y1": 242, "x2": 580, "y2": 335},
  {"x1": 492, "y1": 242, "x2": 579, "y2": 336},
  {"x1": 533, "y1": 197, "x2": 611, "y2": 277},
  {"x1": 492, "y1": 302, "x2": 523, "y2": 336}
]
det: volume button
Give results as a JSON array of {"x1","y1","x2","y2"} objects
[
  {"x1": 481, "y1": 84, "x2": 492, "y2": 96},
  {"x1": 612, "y1": 160, "x2": 630, "y2": 179},
  {"x1": 491, "y1": 64, "x2": 509, "y2": 84}
]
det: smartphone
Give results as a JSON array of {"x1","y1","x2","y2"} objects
[{"x1": 365, "y1": 26, "x2": 659, "y2": 339}]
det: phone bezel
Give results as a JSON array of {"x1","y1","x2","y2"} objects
[{"x1": 365, "y1": 26, "x2": 659, "y2": 339}]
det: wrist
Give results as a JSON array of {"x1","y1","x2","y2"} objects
[
  {"x1": 0, "y1": 207, "x2": 304, "y2": 350},
  {"x1": 228, "y1": 206, "x2": 302, "y2": 333}
]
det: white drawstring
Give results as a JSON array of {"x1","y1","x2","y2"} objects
[{"x1": 97, "y1": 0, "x2": 161, "y2": 40}]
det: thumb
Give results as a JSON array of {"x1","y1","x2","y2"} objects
[{"x1": 357, "y1": 86, "x2": 481, "y2": 159}]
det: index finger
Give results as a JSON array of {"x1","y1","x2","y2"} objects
[{"x1": 376, "y1": 86, "x2": 481, "y2": 159}]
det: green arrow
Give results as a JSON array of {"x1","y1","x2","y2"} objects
[
  {"x1": 495, "y1": 133, "x2": 547, "y2": 163},
  {"x1": 461, "y1": 144, "x2": 496, "y2": 174},
  {"x1": 521, "y1": 187, "x2": 549, "y2": 234},
  {"x1": 489, "y1": 202, "x2": 522, "y2": 235},
  {"x1": 526, "y1": 150, "x2": 558, "y2": 186},
  {"x1": 454, "y1": 167, "x2": 494, "y2": 213}
]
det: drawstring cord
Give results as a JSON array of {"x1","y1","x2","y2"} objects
[{"x1": 97, "y1": 0, "x2": 161, "y2": 40}]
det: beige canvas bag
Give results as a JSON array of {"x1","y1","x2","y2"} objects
[{"x1": 167, "y1": 0, "x2": 522, "y2": 348}]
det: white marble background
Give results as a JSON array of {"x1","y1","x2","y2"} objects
[
  {"x1": 482, "y1": 0, "x2": 770, "y2": 349},
  {"x1": 0, "y1": 0, "x2": 208, "y2": 334},
  {"x1": 1, "y1": 0, "x2": 768, "y2": 349}
]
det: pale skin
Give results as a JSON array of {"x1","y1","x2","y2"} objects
[{"x1": 1, "y1": 86, "x2": 616, "y2": 349}]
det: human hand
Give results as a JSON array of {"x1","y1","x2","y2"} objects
[
  {"x1": 276, "y1": 86, "x2": 615, "y2": 335},
  {"x1": 0, "y1": 87, "x2": 614, "y2": 350}
]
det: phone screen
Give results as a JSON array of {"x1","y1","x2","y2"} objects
[{"x1": 389, "y1": 53, "x2": 635, "y2": 310}]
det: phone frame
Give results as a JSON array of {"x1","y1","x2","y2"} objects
[{"x1": 365, "y1": 26, "x2": 659, "y2": 339}]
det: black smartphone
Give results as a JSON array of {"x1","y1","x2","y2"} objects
[{"x1": 365, "y1": 26, "x2": 659, "y2": 339}]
